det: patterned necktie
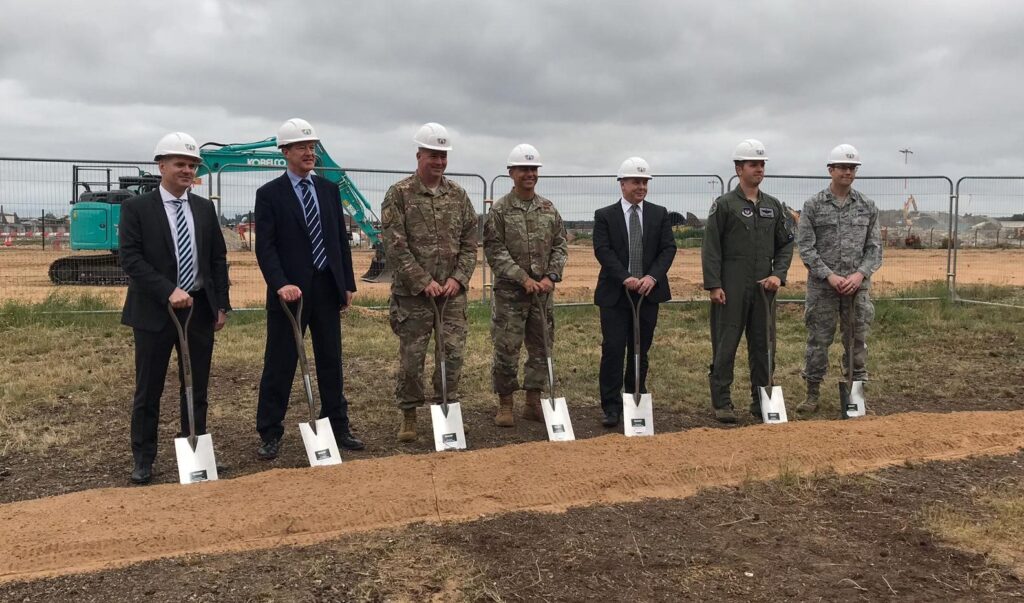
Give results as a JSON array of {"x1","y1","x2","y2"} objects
[
  {"x1": 298, "y1": 179, "x2": 327, "y2": 271},
  {"x1": 172, "y1": 199, "x2": 195, "y2": 291},
  {"x1": 628, "y1": 204, "x2": 643, "y2": 278}
]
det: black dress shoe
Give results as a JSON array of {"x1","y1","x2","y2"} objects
[
  {"x1": 257, "y1": 438, "x2": 281, "y2": 460},
  {"x1": 601, "y1": 412, "x2": 620, "y2": 428},
  {"x1": 336, "y1": 433, "x2": 365, "y2": 451},
  {"x1": 130, "y1": 463, "x2": 153, "y2": 485}
]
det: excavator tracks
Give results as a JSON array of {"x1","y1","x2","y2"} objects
[{"x1": 48, "y1": 254, "x2": 128, "y2": 286}]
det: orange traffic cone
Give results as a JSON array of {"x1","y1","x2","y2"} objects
[{"x1": 3, "y1": 235, "x2": 12, "y2": 247}]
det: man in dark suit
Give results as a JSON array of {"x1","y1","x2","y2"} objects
[
  {"x1": 120, "y1": 132, "x2": 231, "y2": 485},
  {"x1": 254, "y1": 118, "x2": 363, "y2": 459},
  {"x1": 593, "y1": 157, "x2": 677, "y2": 427}
]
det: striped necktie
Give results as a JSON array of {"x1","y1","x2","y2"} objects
[
  {"x1": 298, "y1": 179, "x2": 327, "y2": 271},
  {"x1": 628, "y1": 204, "x2": 643, "y2": 278},
  {"x1": 172, "y1": 199, "x2": 195, "y2": 291}
]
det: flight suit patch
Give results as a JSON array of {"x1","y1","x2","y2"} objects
[
  {"x1": 759, "y1": 207, "x2": 775, "y2": 218},
  {"x1": 741, "y1": 208, "x2": 754, "y2": 218}
]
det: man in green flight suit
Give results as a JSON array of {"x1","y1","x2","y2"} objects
[{"x1": 702, "y1": 139, "x2": 795, "y2": 423}]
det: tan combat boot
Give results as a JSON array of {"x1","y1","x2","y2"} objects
[
  {"x1": 494, "y1": 394, "x2": 515, "y2": 427},
  {"x1": 397, "y1": 408, "x2": 417, "y2": 442},
  {"x1": 522, "y1": 390, "x2": 544, "y2": 422},
  {"x1": 796, "y1": 382, "x2": 820, "y2": 415}
]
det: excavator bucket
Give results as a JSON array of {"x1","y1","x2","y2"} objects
[{"x1": 360, "y1": 243, "x2": 391, "y2": 283}]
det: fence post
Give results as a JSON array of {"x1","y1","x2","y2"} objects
[
  {"x1": 41, "y1": 209, "x2": 45, "y2": 250},
  {"x1": 248, "y1": 211, "x2": 253, "y2": 251},
  {"x1": 929, "y1": 228, "x2": 933, "y2": 247}
]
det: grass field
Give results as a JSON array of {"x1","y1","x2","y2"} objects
[{"x1": 1, "y1": 283, "x2": 1023, "y2": 600}]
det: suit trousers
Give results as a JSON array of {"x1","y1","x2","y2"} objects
[
  {"x1": 598, "y1": 293, "x2": 659, "y2": 415},
  {"x1": 256, "y1": 271, "x2": 349, "y2": 442},
  {"x1": 130, "y1": 289, "x2": 214, "y2": 466}
]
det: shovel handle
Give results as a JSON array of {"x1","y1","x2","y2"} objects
[
  {"x1": 167, "y1": 303, "x2": 196, "y2": 447},
  {"x1": 624, "y1": 287, "x2": 644, "y2": 399},
  {"x1": 760, "y1": 286, "x2": 776, "y2": 388},
  {"x1": 846, "y1": 294, "x2": 857, "y2": 388},
  {"x1": 534, "y1": 293, "x2": 557, "y2": 404},
  {"x1": 428, "y1": 296, "x2": 449, "y2": 411},
  {"x1": 280, "y1": 296, "x2": 318, "y2": 427}
]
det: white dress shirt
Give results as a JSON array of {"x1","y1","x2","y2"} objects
[{"x1": 159, "y1": 185, "x2": 202, "y2": 290}]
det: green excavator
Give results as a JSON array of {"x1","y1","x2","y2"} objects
[{"x1": 48, "y1": 138, "x2": 390, "y2": 285}]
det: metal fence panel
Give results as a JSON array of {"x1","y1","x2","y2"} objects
[
  {"x1": 726, "y1": 175, "x2": 955, "y2": 300},
  {"x1": 486, "y1": 174, "x2": 725, "y2": 303},
  {"x1": 212, "y1": 167, "x2": 488, "y2": 309},
  {"x1": 952, "y1": 177, "x2": 1024, "y2": 308}
]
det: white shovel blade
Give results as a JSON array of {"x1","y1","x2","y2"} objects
[
  {"x1": 622, "y1": 393, "x2": 654, "y2": 437},
  {"x1": 758, "y1": 386, "x2": 789, "y2": 424},
  {"x1": 430, "y1": 402, "x2": 467, "y2": 451},
  {"x1": 541, "y1": 397, "x2": 575, "y2": 442},
  {"x1": 299, "y1": 417, "x2": 343, "y2": 466},
  {"x1": 174, "y1": 433, "x2": 218, "y2": 484},
  {"x1": 844, "y1": 381, "x2": 867, "y2": 418}
]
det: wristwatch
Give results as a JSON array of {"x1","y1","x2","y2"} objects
[{"x1": 547, "y1": 272, "x2": 561, "y2": 283}]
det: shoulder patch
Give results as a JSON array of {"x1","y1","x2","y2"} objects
[
  {"x1": 381, "y1": 204, "x2": 396, "y2": 226},
  {"x1": 708, "y1": 202, "x2": 718, "y2": 216}
]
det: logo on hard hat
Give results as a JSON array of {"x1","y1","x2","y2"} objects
[
  {"x1": 185, "y1": 143, "x2": 196, "y2": 151},
  {"x1": 637, "y1": 166, "x2": 647, "y2": 173},
  {"x1": 846, "y1": 153, "x2": 855, "y2": 159},
  {"x1": 437, "y1": 138, "x2": 447, "y2": 145},
  {"x1": 525, "y1": 154, "x2": 535, "y2": 160},
  {"x1": 756, "y1": 149, "x2": 765, "y2": 156},
  {"x1": 302, "y1": 129, "x2": 312, "y2": 135}
]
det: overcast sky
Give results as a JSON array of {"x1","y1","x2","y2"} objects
[{"x1": 2, "y1": 1, "x2": 1022, "y2": 181}]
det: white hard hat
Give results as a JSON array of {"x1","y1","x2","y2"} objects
[
  {"x1": 827, "y1": 143, "x2": 862, "y2": 166},
  {"x1": 413, "y1": 122, "x2": 453, "y2": 151},
  {"x1": 617, "y1": 156, "x2": 653, "y2": 180},
  {"x1": 276, "y1": 118, "x2": 320, "y2": 148},
  {"x1": 507, "y1": 143, "x2": 543, "y2": 168},
  {"x1": 732, "y1": 138, "x2": 769, "y2": 162},
  {"x1": 153, "y1": 132, "x2": 201, "y2": 161}
]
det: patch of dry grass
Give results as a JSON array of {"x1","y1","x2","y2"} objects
[{"x1": 923, "y1": 481, "x2": 1024, "y2": 578}]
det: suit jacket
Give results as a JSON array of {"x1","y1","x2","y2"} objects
[
  {"x1": 120, "y1": 190, "x2": 231, "y2": 331},
  {"x1": 593, "y1": 200, "x2": 677, "y2": 306},
  {"x1": 254, "y1": 173, "x2": 356, "y2": 307}
]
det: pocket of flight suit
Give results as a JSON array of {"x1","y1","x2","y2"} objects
[{"x1": 389, "y1": 298, "x2": 411, "y2": 334}]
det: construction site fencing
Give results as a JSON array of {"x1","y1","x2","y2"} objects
[
  {"x1": 726, "y1": 175, "x2": 956, "y2": 301},
  {"x1": 952, "y1": 177, "x2": 1024, "y2": 308},
  {"x1": 2, "y1": 154, "x2": 1023, "y2": 312},
  {"x1": 487, "y1": 173, "x2": 725, "y2": 302},
  {"x1": 211, "y1": 166, "x2": 487, "y2": 308}
]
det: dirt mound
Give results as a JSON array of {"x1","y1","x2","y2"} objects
[{"x1": 3, "y1": 410, "x2": 1024, "y2": 584}]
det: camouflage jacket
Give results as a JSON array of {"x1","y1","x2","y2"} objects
[
  {"x1": 797, "y1": 187, "x2": 883, "y2": 289},
  {"x1": 381, "y1": 174, "x2": 479, "y2": 296},
  {"x1": 483, "y1": 191, "x2": 568, "y2": 291}
]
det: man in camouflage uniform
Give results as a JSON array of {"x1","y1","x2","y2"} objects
[
  {"x1": 796, "y1": 144, "x2": 883, "y2": 415},
  {"x1": 483, "y1": 144, "x2": 568, "y2": 427},
  {"x1": 702, "y1": 139, "x2": 795, "y2": 424},
  {"x1": 381, "y1": 122, "x2": 478, "y2": 442}
]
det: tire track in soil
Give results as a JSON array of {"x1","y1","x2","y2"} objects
[{"x1": 3, "y1": 410, "x2": 1024, "y2": 584}]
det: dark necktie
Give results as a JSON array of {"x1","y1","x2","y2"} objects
[
  {"x1": 171, "y1": 199, "x2": 195, "y2": 291},
  {"x1": 628, "y1": 204, "x2": 643, "y2": 278},
  {"x1": 298, "y1": 179, "x2": 327, "y2": 271}
]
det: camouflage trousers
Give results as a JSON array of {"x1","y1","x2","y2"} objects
[
  {"x1": 802, "y1": 286, "x2": 875, "y2": 384},
  {"x1": 388, "y1": 292, "x2": 468, "y2": 410},
  {"x1": 491, "y1": 288, "x2": 555, "y2": 395}
]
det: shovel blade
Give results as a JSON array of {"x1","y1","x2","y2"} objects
[
  {"x1": 758, "y1": 386, "x2": 788, "y2": 424},
  {"x1": 541, "y1": 397, "x2": 575, "y2": 442},
  {"x1": 839, "y1": 381, "x2": 867, "y2": 418},
  {"x1": 174, "y1": 433, "x2": 218, "y2": 484},
  {"x1": 622, "y1": 393, "x2": 654, "y2": 437},
  {"x1": 430, "y1": 402, "x2": 467, "y2": 451},
  {"x1": 299, "y1": 417, "x2": 343, "y2": 466}
]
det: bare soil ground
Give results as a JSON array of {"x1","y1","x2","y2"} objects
[
  {"x1": 3, "y1": 445, "x2": 1024, "y2": 601},
  {"x1": 2, "y1": 246, "x2": 1022, "y2": 306}
]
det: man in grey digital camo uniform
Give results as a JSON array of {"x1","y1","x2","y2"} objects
[
  {"x1": 796, "y1": 143, "x2": 883, "y2": 414},
  {"x1": 381, "y1": 122, "x2": 478, "y2": 442},
  {"x1": 483, "y1": 144, "x2": 568, "y2": 427}
]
